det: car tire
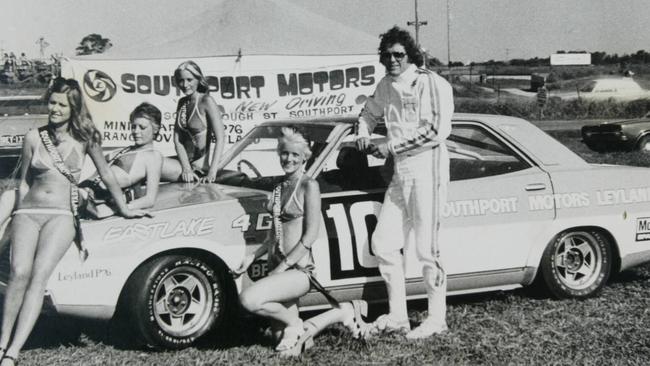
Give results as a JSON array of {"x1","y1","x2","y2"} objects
[
  {"x1": 539, "y1": 230, "x2": 611, "y2": 299},
  {"x1": 637, "y1": 135, "x2": 650, "y2": 151},
  {"x1": 124, "y1": 255, "x2": 227, "y2": 349}
]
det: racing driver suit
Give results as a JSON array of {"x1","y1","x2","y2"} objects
[{"x1": 356, "y1": 63, "x2": 453, "y2": 332}]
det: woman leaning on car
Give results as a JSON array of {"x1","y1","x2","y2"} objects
[
  {"x1": 0, "y1": 77, "x2": 147, "y2": 366},
  {"x1": 161, "y1": 60, "x2": 226, "y2": 183}
]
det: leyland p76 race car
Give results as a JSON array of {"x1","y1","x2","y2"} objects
[{"x1": 2, "y1": 113, "x2": 650, "y2": 349}]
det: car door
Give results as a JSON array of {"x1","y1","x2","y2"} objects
[
  {"x1": 425, "y1": 122, "x2": 554, "y2": 286},
  {"x1": 312, "y1": 122, "x2": 554, "y2": 293}
]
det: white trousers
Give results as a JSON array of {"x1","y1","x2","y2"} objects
[{"x1": 372, "y1": 147, "x2": 448, "y2": 324}]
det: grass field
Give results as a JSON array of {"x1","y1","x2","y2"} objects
[{"x1": 8, "y1": 129, "x2": 650, "y2": 365}]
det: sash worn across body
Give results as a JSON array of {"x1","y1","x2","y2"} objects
[{"x1": 37, "y1": 126, "x2": 89, "y2": 261}]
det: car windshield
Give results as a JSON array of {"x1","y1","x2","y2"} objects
[{"x1": 216, "y1": 124, "x2": 337, "y2": 190}]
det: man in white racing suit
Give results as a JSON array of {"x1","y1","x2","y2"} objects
[{"x1": 356, "y1": 26, "x2": 454, "y2": 339}]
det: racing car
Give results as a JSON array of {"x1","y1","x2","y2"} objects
[{"x1": 2, "y1": 113, "x2": 650, "y2": 349}]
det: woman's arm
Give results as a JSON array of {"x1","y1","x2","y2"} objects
[
  {"x1": 87, "y1": 143, "x2": 147, "y2": 218},
  {"x1": 272, "y1": 179, "x2": 321, "y2": 273},
  {"x1": 202, "y1": 96, "x2": 226, "y2": 183},
  {"x1": 126, "y1": 151, "x2": 163, "y2": 210},
  {"x1": 15, "y1": 129, "x2": 37, "y2": 207}
]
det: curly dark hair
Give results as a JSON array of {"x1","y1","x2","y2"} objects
[{"x1": 378, "y1": 26, "x2": 423, "y2": 67}]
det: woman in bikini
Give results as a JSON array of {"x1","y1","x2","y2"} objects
[
  {"x1": 81, "y1": 102, "x2": 163, "y2": 215},
  {"x1": 162, "y1": 60, "x2": 225, "y2": 183},
  {"x1": 0, "y1": 78, "x2": 147, "y2": 366},
  {"x1": 235, "y1": 128, "x2": 369, "y2": 356}
]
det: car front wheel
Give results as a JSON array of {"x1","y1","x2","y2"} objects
[
  {"x1": 540, "y1": 230, "x2": 611, "y2": 299},
  {"x1": 125, "y1": 255, "x2": 227, "y2": 349}
]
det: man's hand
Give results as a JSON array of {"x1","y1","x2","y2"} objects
[
  {"x1": 356, "y1": 137, "x2": 371, "y2": 153},
  {"x1": 372, "y1": 142, "x2": 390, "y2": 159}
]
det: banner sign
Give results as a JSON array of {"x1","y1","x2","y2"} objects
[{"x1": 62, "y1": 55, "x2": 382, "y2": 155}]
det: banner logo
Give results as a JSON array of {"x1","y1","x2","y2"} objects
[{"x1": 83, "y1": 70, "x2": 117, "y2": 102}]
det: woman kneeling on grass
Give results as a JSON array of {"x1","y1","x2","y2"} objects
[
  {"x1": 235, "y1": 127, "x2": 369, "y2": 357},
  {"x1": 0, "y1": 78, "x2": 147, "y2": 366}
]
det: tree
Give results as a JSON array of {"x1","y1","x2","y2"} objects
[{"x1": 75, "y1": 34, "x2": 113, "y2": 55}]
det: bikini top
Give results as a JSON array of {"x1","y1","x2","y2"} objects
[
  {"x1": 30, "y1": 139, "x2": 84, "y2": 180},
  {"x1": 267, "y1": 178, "x2": 305, "y2": 222},
  {"x1": 177, "y1": 97, "x2": 208, "y2": 139},
  {"x1": 111, "y1": 147, "x2": 153, "y2": 186}
]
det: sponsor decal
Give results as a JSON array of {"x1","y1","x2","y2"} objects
[
  {"x1": 247, "y1": 260, "x2": 269, "y2": 281},
  {"x1": 103, "y1": 217, "x2": 216, "y2": 243},
  {"x1": 636, "y1": 217, "x2": 650, "y2": 241},
  {"x1": 83, "y1": 69, "x2": 117, "y2": 102},
  {"x1": 529, "y1": 188, "x2": 650, "y2": 211},
  {"x1": 529, "y1": 192, "x2": 590, "y2": 211},
  {"x1": 57, "y1": 268, "x2": 112, "y2": 281},
  {"x1": 443, "y1": 197, "x2": 518, "y2": 217}
]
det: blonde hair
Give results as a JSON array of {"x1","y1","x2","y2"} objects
[
  {"x1": 174, "y1": 60, "x2": 209, "y2": 93},
  {"x1": 277, "y1": 127, "x2": 312, "y2": 160}
]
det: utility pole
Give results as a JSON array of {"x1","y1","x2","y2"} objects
[
  {"x1": 407, "y1": 0, "x2": 428, "y2": 47},
  {"x1": 446, "y1": 0, "x2": 451, "y2": 68}
]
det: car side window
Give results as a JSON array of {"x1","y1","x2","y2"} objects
[
  {"x1": 317, "y1": 134, "x2": 392, "y2": 193},
  {"x1": 449, "y1": 124, "x2": 530, "y2": 181}
]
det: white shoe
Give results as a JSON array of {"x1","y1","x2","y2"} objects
[
  {"x1": 372, "y1": 314, "x2": 410, "y2": 335},
  {"x1": 405, "y1": 318, "x2": 448, "y2": 339}
]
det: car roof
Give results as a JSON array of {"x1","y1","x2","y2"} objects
[{"x1": 262, "y1": 113, "x2": 588, "y2": 168}]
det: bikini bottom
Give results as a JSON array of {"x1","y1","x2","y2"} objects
[{"x1": 12, "y1": 208, "x2": 74, "y2": 228}]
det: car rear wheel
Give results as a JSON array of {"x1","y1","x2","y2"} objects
[
  {"x1": 637, "y1": 135, "x2": 650, "y2": 151},
  {"x1": 540, "y1": 230, "x2": 611, "y2": 299},
  {"x1": 124, "y1": 255, "x2": 227, "y2": 349}
]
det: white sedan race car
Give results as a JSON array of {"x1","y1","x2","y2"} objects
[{"x1": 2, "y1": 113, "x2": 650, "y2": 349}]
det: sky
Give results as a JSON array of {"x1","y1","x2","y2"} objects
[{"x1": 1, "y1": 0, "x2": 649, "y2": 63}]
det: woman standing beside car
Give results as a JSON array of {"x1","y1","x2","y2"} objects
[{"x1": 0, "y1": 78, "x2": 147, "y2": 366}]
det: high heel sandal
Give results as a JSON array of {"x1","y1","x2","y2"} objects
[
  {"x1": 279, "y1": 331, "x2": 314, "y2": 358},
  {"x1": 344, "y1": 300, "x2": 371, "y2": 339},
  {"x1": 275, "y1": 322, "x2": 305, "y2": 352}
]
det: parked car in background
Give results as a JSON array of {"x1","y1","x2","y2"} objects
[
  {"x1": 557, "y1": 78, "x2": 650, "y2": 101},
  {"x1": 3, "y1": 114, "x2": 650, "y2": 349},
  {"x1": 582, "y1": 113, "x2": 650, "y2": 151},
  {"x1": 0, "y1": 96, "x2": 47, "y2": 177}
]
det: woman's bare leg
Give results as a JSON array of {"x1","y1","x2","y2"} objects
[
  {"x1": 160, "y1": 157, "x2": 183, "y2": 182},
  {"x1": 239, "y1": 270, "x2": 310, "y2": 327},
  {"x1": 0, "y1": 215, "x2": 40, "y2": 350},
  {"x1": 2, "y1": 215, "x2": 75, "y2": 362}
]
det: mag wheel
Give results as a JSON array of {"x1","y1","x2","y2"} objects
[
  {"x1": 126, "y1": 255, "x2": 227, "y2": 349},
  {"x1": 540, "y1": 230, "x2": 611, "y2": 299}
]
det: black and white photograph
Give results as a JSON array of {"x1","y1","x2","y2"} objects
[{"x1": 1, "y1": 0, "x2": 650, "y2": 364}]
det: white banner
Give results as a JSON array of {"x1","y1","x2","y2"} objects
[{"x1": 62, "y1": 55, "x2": 382, "y2": 155}]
